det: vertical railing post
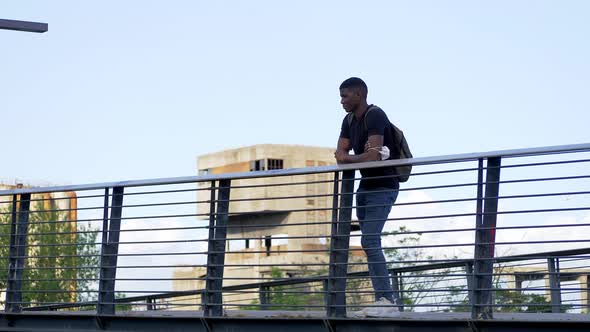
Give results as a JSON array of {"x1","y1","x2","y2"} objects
[
  {"x1": 98, "y1": 188, "x2": 110, "y2": 312},
  {"x1": 259, "y1": 285, "x2": 270, "y2": 310},
  {"x1": 547, "y1": 257, "x2": 562, "y2": 313},
  {"x1": 202, "y1": 181, "x2": 216, "y2": 313},
  {"x1": 323, "y1": 278, "x2": 329, "y2": 311},
  {"x1": 471, "y1": 159, "x2": 484, "y2": 317},
  {"x1": 465, "y1": 262, "x2": 474, "y2": 310},
  {"x1": 472, "y1": 157, "x2": 501, "y2": 319},
  {"x1": 5, "y1": 193, "x2": 31, "y2": 313},
  {"x1": 204, "y1": 179, "x2": 231, "y2": 317},
  {"x1": 391, "y1": 271, "x2": 404, "y2": 312},
  {"x1": 97, "y1": 187, "x2": 124, "y2": 315},
  {"x1": 200, "y1": 290, "x2": 206, "y2": 311},
  {"x1": 327, "y1": 170, "x2": 354, "y2": 317},
  {"x1": 146, "y1": 297, "x2": 156, "y2": 311},
  {"x1": 326, "y1": 172, "x2": 339, "y2": 314}
]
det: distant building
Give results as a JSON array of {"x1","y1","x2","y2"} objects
[
  {"x1": 0, "y1": 183, "x2": 78, "y2": 222},
  {"x1": 504, "y1": 265, "x2": 590, "y2": 313},
  {"x1": 171, "y1": 144, "x2": 369, "y2": 310}
]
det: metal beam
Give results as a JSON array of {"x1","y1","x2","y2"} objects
[
  {"x1": 97, "y1": 187, "x2": 124, "y2": 315},
  {"x1": 0, "y1": 19, "x2": 47, "y2": 33},
  {"x1": 465, "y1": 262, "x2": 474, "y2": 310},
  {"x1": 5, "y1": 193, "x2": 31, "y2": 313},
  {"x1": 204, "y1": 179, "x2": 231, "y2": 317},
  {"x1": 548, "y1": 258, "x2": 562, "y2": 313},
  {"x1": 472, "y1": 157, "x2": 501, "y2": 319},
  {"x1": 259, "y1": 285, "x2": 270, "y2": 310},
  {"x1": 2, "y1": 142, "x2": 590, "y2": 197},
  {"x1": 391, "y1": 271, "x2": 404, "y2": 312},
  {"x1": 2, "y1": 312, "x2": 590, "y2": 332},
  {"x1": 327, "y1": 170, "x2": 354, "y2": 317}
]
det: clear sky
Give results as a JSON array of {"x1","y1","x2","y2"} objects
[{"x1": 2, "y1": 1, "x2": 589, "y2": 186}]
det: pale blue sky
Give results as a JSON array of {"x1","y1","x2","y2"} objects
[{"x1": 2, "y1": 1, "x2": 589, "y2": 186}]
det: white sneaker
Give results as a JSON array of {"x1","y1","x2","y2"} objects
[{"x1": 353, "y1": 298, "x2": 399, "y2": 318}]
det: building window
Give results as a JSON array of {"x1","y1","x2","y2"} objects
[
  {"x1": 198, "y1": 168, "x2": 209, "y2": 175},
  {"x1": 267, "y1": 159, "x2": 283, "y2": 170},
  {"x1": 250, "y1": 159, "x2": 265, "y2": 171},
  {"x1": 245, "y1": 239, "x2": 250, "y2": 249}
]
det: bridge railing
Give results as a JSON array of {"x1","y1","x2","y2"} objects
[{"x1": 1, "y1": 143, "x2": 589, "y2": 319}]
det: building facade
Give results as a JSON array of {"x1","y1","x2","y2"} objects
[{"x1": 172, "y1": 144, "x2": 369, "y2": 310}]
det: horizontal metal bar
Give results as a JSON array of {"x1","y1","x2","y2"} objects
[
  {"x1": 2, "y1": 142, "x2": 589, "y2": 196},
  {"x1": 9, "y1": 238, "x2": 590, "y2": 260},
  {"x1": 3, "y1": 156, "x2": 588, "y2": 205},
  {"x1": 6, "y1": 311, "x2": 590, "y2": 332},
  {"x1": 3, "y1": 184, "x2": 590, "y2": 221},
  {"x1": 0, "y1": 199, "x2": 210, "y2": 216},
  {"x1": 12, "y1": 219, "x2": 590, "y2": 248},
  {"x1": 6, "y1": 201, "x2": 590, "y2": 232},
  {"x1": 0, "y1": 18, "x2": 47, "y2": 32},
  {"x1": 0, "y1": 186, "x2": 214, "y2": 207}
]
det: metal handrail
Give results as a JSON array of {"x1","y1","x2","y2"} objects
[{"x1": 2, "y1": 143, "x2": 589, "y2": 195}]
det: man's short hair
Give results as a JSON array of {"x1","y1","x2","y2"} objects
[{"x1": 340, "y1": 77, "x2": 368, "y2": 95}]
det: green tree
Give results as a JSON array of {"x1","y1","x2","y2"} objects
[
  {"x1": 0, "y1": 197, "x2": 101, "y2": 308},
  {"x1": 74, "y1": 223, "x2": 101, "y2": 303},
  {"x1": 242, "y1": 227, "x2": 461, "y2": 312},
  {"x1": 446, "y1": 285, "x2": 570, "y2": 313},
  {"x1": 244, "y1": 267, "x2": 325, "y2": 310},
  {"x1": 382, "y1": 226, "x2": 570, "y2": 313},
  {"x1": 383, "y1": 226, "x2": 457, "y2": 311},
  {"x1": 434, "y1": 258, "x2": 573, "y2": 313},
  {"x1": 494, "y1": 290, "x2": 558, "y2": 313}
]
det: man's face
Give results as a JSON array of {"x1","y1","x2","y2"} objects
[{"x1": 340, "y1": 88, "x2": 361, "y2": 113}]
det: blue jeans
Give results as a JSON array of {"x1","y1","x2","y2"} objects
[{"x1": 356, "y1": 187, "x2": 398, "y2": 302}]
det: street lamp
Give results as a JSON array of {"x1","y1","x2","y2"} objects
[{"x1": 0, "y1": 19, "x2": 47, "y2": 33}]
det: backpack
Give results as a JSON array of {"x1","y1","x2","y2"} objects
[{"x1": 347, "y1": 105, "x2": 413, "y2": 182}]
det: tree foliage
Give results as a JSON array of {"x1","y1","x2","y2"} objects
[
  {"x1": 237, "y1": 225, "x2": 573, "y2": 314},
  {"x1": 382, "y1": 226, "x2": 457, "y2": 311},
  {"x1": 243, "y1": 267, "x2": 325, "y2": 310},
  {"x1": 445, "y1": 280, "x2": 571, "y2": 313},
  {"x1": 0, "y1": 197, "x2": 101, "y2": 308}
]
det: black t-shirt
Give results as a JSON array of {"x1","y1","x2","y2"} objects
[{"x1": 339, "y1": 105, "x2": 399, "y2": 190}]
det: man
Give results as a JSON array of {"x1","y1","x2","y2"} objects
[{"x1": 335, "y1": 77, "x2": 399, "y2": 317}]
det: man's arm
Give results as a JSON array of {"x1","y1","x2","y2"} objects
[
  {"x1": 334, "y1": 137, "x2": 351, "y2": 164},
  {"x1": 334, "y1": 135, "x2": 383, "y2": 164}
]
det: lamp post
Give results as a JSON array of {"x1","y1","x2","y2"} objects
[{"x1": 0, "y1": 19, "x2": 47, "y2": 33}]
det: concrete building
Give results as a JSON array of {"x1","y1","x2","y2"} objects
[
  {"x1": 172, "y1": 145, "x2": 369, "y2": 310},
  {"x1": 504, "y1": 265, "x2": 590, "y2": 313},
  {"x1": 0, "y1": 183, "x2": 78, "y2": 223}
]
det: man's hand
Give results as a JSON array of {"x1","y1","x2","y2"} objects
[
  {"x1": 335, "y1": 135, "x2": 384, "y2": 164},
  {"x1": 334, "y1": 150, "x2": 350, "y2": 164}
]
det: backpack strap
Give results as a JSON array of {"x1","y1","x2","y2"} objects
[
  {"x1": 362, "y1": 104, "x2": 377, "y2": 131},
  {"x1": 346, "y1": 105, "x2": 377, "y2": 129},
  {"x1": 346, "y1": 112, "x2": 354, "y2": 127},
  {"x1": 363, "y1": 105, "x2": 403, "y2": 159}
]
